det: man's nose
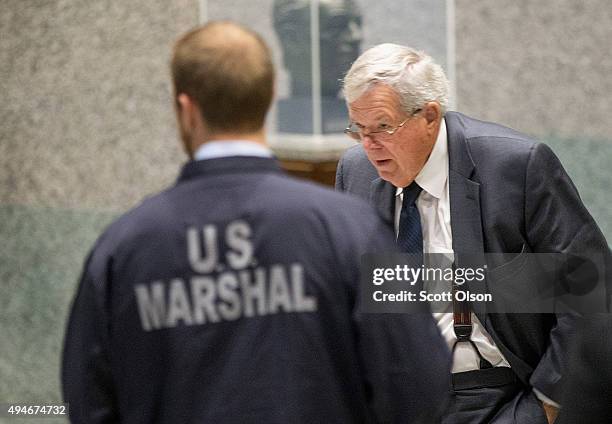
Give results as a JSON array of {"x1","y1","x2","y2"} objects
[{"x1": 361, "y1": 134, "x2": 381, "y2": 150}]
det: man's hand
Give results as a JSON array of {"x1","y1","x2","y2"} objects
[{"x1": 542, "y1": 402, "x2": 559, "y2": 424}]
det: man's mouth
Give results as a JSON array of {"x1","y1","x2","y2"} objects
[{"x1": 374, "y1": 159, "x2": 391, "y2": 167}]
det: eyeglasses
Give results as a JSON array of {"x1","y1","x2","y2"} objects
[{"x1": 344, "y1": 108, "x2": 422, "y2": 142}]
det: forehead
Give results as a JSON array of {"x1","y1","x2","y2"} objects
[{"x1": 348, "y1": 84, "x2": 403, "y2": 121}]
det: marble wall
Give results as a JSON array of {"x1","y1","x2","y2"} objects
[
  {"x1": 1, "y1": 0, "x2": 195, "y2": 212},
  {"x1": 455, "y1": 0, "x2": 611, "y2": 240},
  {"x1": 0, "y1": 1, "x2": 197, "y2": 419},
  {"x1": 456, "y1": 0, "x2": 612, "y2": 141}
]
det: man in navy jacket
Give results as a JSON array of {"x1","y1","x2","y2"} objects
[{"x1": 62, "y1": 21, "x2": 451, "y2": 423}]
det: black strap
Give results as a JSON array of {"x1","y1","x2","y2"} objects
[{"x1": 452, "y1": 269, "x2": 493, "y2": 369}]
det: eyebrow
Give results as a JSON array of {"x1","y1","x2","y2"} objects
[{"x1": 351, "y1": 113, "x2": 392, "y2": 125}]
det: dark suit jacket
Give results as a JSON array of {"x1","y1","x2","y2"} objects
[
  {"x1": 336, "y1": 111, "x2": 611, "y2": 402},
  {"x1": 557, "y1": 314, "x2": 612, "y2": 423}
]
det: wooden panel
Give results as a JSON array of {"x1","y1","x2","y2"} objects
[{"x1": 278, "y1": 159, "x2": 339, "y2": 187}]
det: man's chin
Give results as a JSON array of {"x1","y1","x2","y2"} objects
[
  {"x1": 376, "y1": 169, "x2": 399, "y2": 186},
  {"x1": 376, "y1": 169, "x2": 412, "y2": 188},
  {"x1": 368, "y1": 158, "x2": 401, "y2": 184}
]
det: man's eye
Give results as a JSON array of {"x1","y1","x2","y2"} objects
[
  {"x1": 355, "y1": 123, "x2": 365, "y2": 130},
  {"x1": 378, "y1": 123, "x2": 390, "y2": 130}
]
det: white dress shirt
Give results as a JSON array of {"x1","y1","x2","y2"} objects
[{"x1": 394, "y1": 119, "x2": 511, "y2": 373}]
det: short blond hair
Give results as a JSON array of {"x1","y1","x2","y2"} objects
[{"x1": 172, "y1": 21, "x2": 274, "y2": 133}]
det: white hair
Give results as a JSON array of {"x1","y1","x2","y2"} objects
[{"x1": 343, "y1": 43, "x2": 449, "y2": 114}]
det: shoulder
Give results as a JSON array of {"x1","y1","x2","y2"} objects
[
  {"x1": 262, "y1": 176, "x2": 396, "y2": 268},
  {"x1": 260, "y1": 173, "x2": 382, "y2": 226},
  {"x1": 448, "y1": 112, "x2": 537, "y2": 153},
  {"x1": 96, "y1": 174, "x2": 387, "y2": 252},
  {"x1": 336, "y1": 145, "x2": 379, "y2": 195},
  {"x1": 243, "y1": 174, "x2": 396, "y2": 258},
  {"x1": 87, "y1": 187, "x2": 179, "y2": 260},
  {"x1": 338, "y1": 145, "x2": 373, "y2": 175},
  {"x1": 339, "y1": 144, "x2": 369, "y2": 164},
  {"x1": 446, "y1": 111, "x2": 547, "y2": 173}
]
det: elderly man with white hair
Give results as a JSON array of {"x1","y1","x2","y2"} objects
[{"x1": 336, "y1": 43, "x2": 610, "y2": 424}]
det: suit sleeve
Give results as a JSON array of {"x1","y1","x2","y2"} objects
[
  {"x1": 62, "y1": 248, "x2": 119, "y2": 423},
  {"x1": 352, "y1": 220, "x2": 452, "y2": 423},
  {"x1": 524, "y1": 142, "x2": 611, "y2": 402},
  {"x1": 557, "y1": 314, "x2": 612, "y2": 423}
]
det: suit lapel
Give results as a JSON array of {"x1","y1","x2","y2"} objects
[
  {"x1": 369, "y1": 177, "x2": 395, "y2": 227},
  {"x1": 446, "y1": 114, "x2": 531, "y2": 374},
  {"x1": 446, "y1": 113, "x2": 487, "y2": 322}
]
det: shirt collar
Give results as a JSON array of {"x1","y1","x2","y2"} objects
[
  {"x1": 194, "y1": 140, "x2": 273, "y2": 161},
  {"x1": 395, "y1": 118, "x2": 448, "y2": 200}
]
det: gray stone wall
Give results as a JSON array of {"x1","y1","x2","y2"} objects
[
  {"x1": 0, "y1": 0, "x2": 197, "y2": 416},
  {"x1": 456, "y1": 0, "x2": 612, "y2": 141},
  {"x1": 455, "y1": 0, "x2": 611, "y2": 241},
  {"x1": 1, "y1": 0, "x2": 196, "y2": 212}
]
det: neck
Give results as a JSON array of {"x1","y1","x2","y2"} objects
[{"x1": 196, "y1": 128, "x2": 267, "y2": 149}]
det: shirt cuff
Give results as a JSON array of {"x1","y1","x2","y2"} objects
[{"x1": 533, "y1": 388, "x2": 561, "y2": 408}]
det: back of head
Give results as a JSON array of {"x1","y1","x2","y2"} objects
[
  {"x1": 343, "y1": 43, "x2": 449, "y2": 114},
  {"x1": 172, "y1": 21, "x2": 275, "y2": 133}
]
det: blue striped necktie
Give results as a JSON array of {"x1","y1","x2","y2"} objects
[{"x1": 397, "y1": 182, "x2": 423, "y2": 253}]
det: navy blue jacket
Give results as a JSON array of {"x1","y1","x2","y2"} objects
[{"x1": 62, "y1": 156, "x2": 450, "y2": 423}]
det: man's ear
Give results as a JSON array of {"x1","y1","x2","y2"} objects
[
  {"x1": 177, "y1": 93, "x2": 195, "y2": 131},
  {"x1": 423, "y1": 102, "x2": 441, "y2": 125}
]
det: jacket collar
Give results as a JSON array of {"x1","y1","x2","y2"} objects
[
  {"x1": 446, "y1": 112, "x2": 476, "y2": 180},
  {"x1": 177, "y1": 156, "x2": 283, "y2": 183},
  {"x1": 445, "y1": 112, "x2": 487, "y2": 320}
]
